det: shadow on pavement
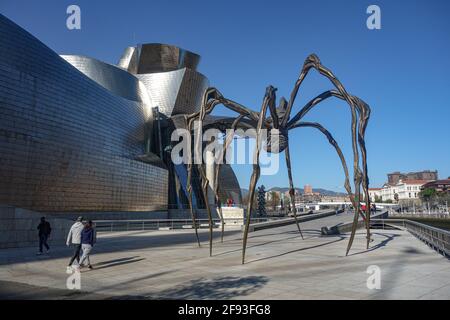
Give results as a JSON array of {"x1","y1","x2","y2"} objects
[
  {"x1": 93, "y1": 257, "x2": 146, "y2": 271},
  {"x1": 346, "y1": 232, "x2": 399, "y2": 257},
  {"x1": 0, "y1": 229, "x2": 242, "y2": 266},
  {"x1": 246, "y1": 236, "x2": 346, "y2": 264},
  {"x1": 143, "y1": 276, "x2": 269, "y2": 299}
]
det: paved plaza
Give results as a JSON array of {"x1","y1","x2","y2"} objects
[{"x1": 0, "y1": 214, "x2": 449, "y2": 300}]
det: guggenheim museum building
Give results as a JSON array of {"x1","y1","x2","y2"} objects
[{"x1": 0, "y1": 13, "x2": 242, "y2": 239}]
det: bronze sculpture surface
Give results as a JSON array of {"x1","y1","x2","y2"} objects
[{"x1": 183, "y1": 54, "x2": 371, "y2": 264}]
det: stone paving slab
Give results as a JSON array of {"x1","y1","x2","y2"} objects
[{"x1": 0, "y1": 215, "x2": 449, "y2": 300}]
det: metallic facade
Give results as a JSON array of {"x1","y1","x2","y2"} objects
[
  {"x1": 0, "y1": 14, "x2": 167, "y2": 212},
  {"x1": 61, "y1": 55, "x2": 151, "y2": 105},
  {"x1": 119, "y1": 44, "x2": 209, "y2": 117},
  {"x1": 0, "y1": 14, "x2": 242, "y2": 214}
]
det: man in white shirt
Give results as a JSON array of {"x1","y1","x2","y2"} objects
[{"x1": 66, "y1": 216, "x2": 84, "y2": 273}]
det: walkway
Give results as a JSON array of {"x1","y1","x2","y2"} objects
[{"x1": 0, "y1": 215, "x2": 449, "y2": 299}]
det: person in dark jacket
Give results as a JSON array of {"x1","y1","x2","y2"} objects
[
  {"x1": 37, "y1": 217, "x2": 51, "y2": 255},
  {"x1": 79, "y1": 220, "x2": 95, "y2": 269}
]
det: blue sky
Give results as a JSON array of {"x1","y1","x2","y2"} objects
[{"x1": 1, "y1": 0, "x2": 449, "y2": 192}]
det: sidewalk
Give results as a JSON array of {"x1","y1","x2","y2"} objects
[{"x1": 0, "y1": 219, "x2": 449, "y2": 300}]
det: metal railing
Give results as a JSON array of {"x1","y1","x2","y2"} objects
[
  {"x1": 371, "y1": 218, "x2": 450, "y2": 257},
  {"x1": 94, "y1": 218, "x2": 271, "y2": 232},
  {"x1": 389, "y1": 212, "x2": 450, "y2": 219}
]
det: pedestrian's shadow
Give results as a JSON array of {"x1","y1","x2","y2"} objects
[{"x1": 92, "y1": 256, "x2": 145, "y2": 270}]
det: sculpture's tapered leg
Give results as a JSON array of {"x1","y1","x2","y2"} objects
[
  {"x1": 198, "y1": 169, "x2": 214, "y2": 256},
  {"x1": 242, "y1": 87, "x2": 274, "y2": 264},
  {"x1": 291, "y1": 121, "x2": 362, "y2": 254},
  {"x1": 287, "y1": 88, "x2": 372, "y2": 252},
  {"x1": 213, "y1": 116, "x2": 245, "y2": 242},
  {"x1": 291, "y1": 121, "x2": 358, "y2": 210},
  {"x1": 185, "y1": 89, "x2": 259, "y2": 255},
  {"x1": 287, "y1": 90, "x2": 373, "y2": 251},
  {"x1": 281, "y1": 54, "x2": 364, "y2": 255},
  {"x1": 185, "y1": 117, "x2": 201, "y2": 247},
  {"x1": 354, "y1": 97, "x2": 372, "y2": 249},
  {"x1": 284, "y1": 145, "x2": 304, "y2": 239}
]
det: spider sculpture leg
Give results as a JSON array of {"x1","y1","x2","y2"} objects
[
  {"x1": 192, "y1": 98, "x2": 218, "y2": 257},
  {"x1": 185, "y1": 117, "x2": 201, "y2": 247},
  {"x1": 354, "y1": 97, "x2": 372, "y2": 249},
  {"x1": 198, "y1": 162, "x2": 214, "y2": 257},
  {"x1": 186, "y1": 89, "x2": 258, "y2": 255},
  {"x1": 186, "y1": 99, "x2": 224, "y2": 250},
  {"x1": 213, "y1": 115, "x2": 245, "y2": 242},
  {"x1": 290, "y1": 121, "x2": 359, "y2": 221},
  {"x1": 288, "y1": 91, "x2": 372, "y2": 251},
  {"x1": 288, "y1": 90, "x2": 370, "y2": 213},
  {"x1": 242, "y1": 86, "x2": 276, "y2": 264},
  {"x1": 284, "y1": 144, "x2": 304, "y2": 239},
  {"x1": 281, "y1": 54, "x2": 370, "y2": 255}
]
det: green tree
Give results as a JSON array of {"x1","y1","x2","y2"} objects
[
  {"x1": 419, "y1": 188, "x2": 436, "y2": 202},
  {"x1": 257, "y1": 185, "x2": 267, "y2": 216}
]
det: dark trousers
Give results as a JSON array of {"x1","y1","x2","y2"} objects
[
  {"x1": 68, "y1": 244, "x2": 82, "y2": 266},
  {"x1": 39, "y1": 234, "x2": 50, "y2": 252}
]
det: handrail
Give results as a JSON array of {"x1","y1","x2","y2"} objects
[
  {"x1": 94, "y1": 217, "x2": 271, "y2": 232},
  {"x1": 371, "y1": 218, "x2": 450, "y2": 257}
]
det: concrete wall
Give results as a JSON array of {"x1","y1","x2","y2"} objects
[{"x1": 0, "y1": 205, "x2": 170, "y2": 249}]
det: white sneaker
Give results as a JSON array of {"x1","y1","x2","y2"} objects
[
  {"x1": 66, "y1": 266, "x2": 73, "y2": 274},
  {"x1": 36, "y1": 252, "x2": 43, "y2": 255}
]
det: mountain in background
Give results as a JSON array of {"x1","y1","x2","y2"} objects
[{"x1": 241, "y1": 187, "x2": 346, "y2": 197}]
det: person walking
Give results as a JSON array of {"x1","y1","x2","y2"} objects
[
  {"x1": 66, "y1": 216, "x2": 84, "y2": 272},
  {"x1": 79, "y1": 220, "x2": 95, "y2": 270},
  {"x1": 37, "y1": 217, "x2": 51, "y2": 255}
]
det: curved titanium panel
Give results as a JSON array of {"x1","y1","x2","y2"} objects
[
  {"x1": 61, "y1": 55, "x2": 150, "y2": 103},
  {"x1": 137, "y1": 68, "x2": 209, "y2": 116},
  {"x1": 135, "y1": 43, "x2": 200, "y2": 74},
  {"x1": 117, "y1": 46, "x2": 138, "y2": 74},
  {"x1": 0, "y1": 14, "x2": 168, "y2": 212},
  {"x1": 172, "y1": 68, "x2": 209, "y2": 116}
]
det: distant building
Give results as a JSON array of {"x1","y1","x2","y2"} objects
[
  {"x1": 321, "y1": 195, "x2": 350, "y2": 203},
  {"x1": 380, "y1": 179, "x2": 429, "y2": 202},
  {"x1": 387, "y1": 170, "x2": 438, "y2": 185},
  {"x1": 304, "y1": 184, "x2": 313, "y2": 195},
  {"x1": 283, "y1": 190, "x2": 301, "y2": 198},
  {"x1": 420, "y1": 179, "x2": 450, "y2": 193},
  {"x1": 368, "y1": 188, "x2": 382, "y2": 202}
]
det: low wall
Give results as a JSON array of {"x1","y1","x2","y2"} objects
[
  {"x1": 321, "y1": 211, "x2": 389, "y2": 235},
  {"x1": 39, "y1": 211, "x2": 169, "y2": 221},
  {"x1": 0, "y1": 206, "x2": 73, "y2": 249},
  {"x1": 0, "y1": 206, "x2": 170, "y2": 249},
  {"x1": 245, "y1": 209, "x2": 343, "y2": 233}
]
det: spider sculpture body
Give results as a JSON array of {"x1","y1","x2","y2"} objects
[{"x1": 183, "y1": 54, "x2": 371, "y2": 264}]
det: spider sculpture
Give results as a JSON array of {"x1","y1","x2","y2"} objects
[{"x1": 183, "y1": 54, "x2": 371, "y2": 264}]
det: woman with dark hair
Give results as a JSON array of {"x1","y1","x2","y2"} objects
[{"x1": 79, "y1": 220, "x2": 95, "y2": 270}]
